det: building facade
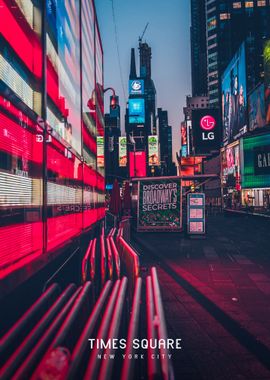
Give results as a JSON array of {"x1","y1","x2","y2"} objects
[
  {"x1": 190, "y1": 0, "x2": 208, "y2": 96},
  {"x1": 0, "y1": 0, "x2": 105, "y2": 282},
  {"x1": 206, "y1": 0, "x2": 270, "y2": 107}
]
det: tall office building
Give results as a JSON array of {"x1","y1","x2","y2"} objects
[
  {"x1": 206, "y1": 0, "x2": 270, "y2": 107},
  {"x1": 190, "y1": 0, "x2": 208, "y2": 96},
  {"x1": 157, "y1": 108, "x2": 176, "y2": 176},
  {"x1": 105, "y1": 96, "x2": 124, "y2": 187},
  {"x1": 125, "y1": 41, "x2": 157, "y2": 177}
]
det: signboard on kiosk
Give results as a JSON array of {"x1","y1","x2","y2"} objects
[
  {"x1": 187, "y1": 193, "x2": 205, "y2": 235},
  {"x1": 137, "y1": 178, "x2": 182, "y2": 232}
]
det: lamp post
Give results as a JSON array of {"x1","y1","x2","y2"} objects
[{"x1": 87, "y1": 86, "x2": 118, "y2": 112}]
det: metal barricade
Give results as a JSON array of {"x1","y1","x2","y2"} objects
[
  {"x1": 32, "y1": 282, "x2": 92, "y2": 378},
  {"x1": 67, "y1": 281, "x2": 113, "y2": 380},
  {"x1": 100, "y1": 235, "x2": 107, "y2": 287},
  {"x1": 0, "y1": 284, "x2": 72, "y2": 379},
  {"x1": 84, "y1": 280, "x2": 121, "y2": 379},
  {"x1": 90, "y1": 238, "x2": 97, "y2": 282},
  {"x1": 98, "y1": 277, "x2": 128, "y2": 380},
  {"x1": 117, "y1": 236, "x2": 140, "y2": 297},
  {"x1": 82, "y1": 240, "x2": 93, "y2": 283},
  {"x1": 8, "y1": 285, "x2": 81, "y2": 380},
  {"x1": 149, "y1": 267, "x2": 175, "y2": 380},
  {"x1": 106, "y1": 237, "x2": 114, "y2": 280},
  {"x1": 0, "y1": 283, "x2": 59, "y2": 365},
  {"x1": 121, "y1": 277, "x2": 142, "y2": 380},
  {"x1": 109, "y1": 236, "x2": 120, "y2": 279}
]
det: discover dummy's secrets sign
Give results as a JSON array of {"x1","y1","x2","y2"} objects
[{"x1": 137, "y1": 178, "x2": 182, "y2": 231}]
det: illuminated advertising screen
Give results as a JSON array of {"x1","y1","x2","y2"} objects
[
  {"x1": 148, "y1": 136, "x2": 159, "y2": 166},
  {"x1": 241, "y1": 133, "x2": 270, "y2": 188},
  {"x1": 248, "y1": 83, "x2": 266, "y2": 131},
  {"x1": 129, "y1": 98, "x2": 145, "y2": 124},
  {"x1": 46, "y1": 0, "x2": 81, "y2": 154},
  {"x1": 181, "y1": 122, "x2": 188, "y2": 157},
  {"x1": 129, "y1": 79, "x2": 144, "y2": 95},
  {"x1": 263, "y1": 40, "x2": 270, "y2": 125},
  {"x1": 181, "y1": 145, "x2": 187, "y2": 157},
  {"x1": 97, "y1": 136, "x2": 104, "y2": 167},
  {"x1": 222, "y1": 42, "x2": 247, "y2": 145},
  {"x1": 119, "y1": 136, "x2": 127, "y2": 167},
  {"x1": 192, "y1": 109, "x2": 221, "y2": 155},
  {"x1": 129, "y1": 151, "x2": 146, "y2": 177},
  {"x1": 181, "y1": 122, "x2": 187, "y2": 146},
  {"x1": 221, "y1": 143, "x2": 240, "y2": 189},
  {"x1": 137, "y1": 178, "x2": 182, "y2": 232}
]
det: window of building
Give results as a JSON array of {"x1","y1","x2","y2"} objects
[
  {"x1": 220, "y1": 13, "x2": 230, "y2": 20},
  {"x1": 207, "y1": 17, "x2": 217, "y2": 30},
  {"x1": 257, "y1": 0, "x2": 266, "y2": 5},
  {"x1": 245, "y1": 1, "x2": 254, "y2": 7},
  {"x1": 233, "y1": 2, "x2": 241, "y2": 8}
]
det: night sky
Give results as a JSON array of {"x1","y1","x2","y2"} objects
[{"x1": 95, "y1": 0, "x2": 191, "y2": 159}]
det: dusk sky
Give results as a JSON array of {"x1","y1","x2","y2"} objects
[{"x1": 95, "y1": 0, "x2": 191, "y2": 159}]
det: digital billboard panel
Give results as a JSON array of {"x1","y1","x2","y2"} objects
[
  {"x1": 129, "y1": 151, "x2": 146, "y2": 177},
  {"x1": 181, "y1": 122, "x2": 188, "y2": 157},
  {"x1": 129, "y1": 98, "x2": 145, "y2": 124},
  {"x1": 241, "y1": 133, "x2": 270, "y2": 188},
  {"x1": 221, "y1": 143, "x2": 241, "y2": 189},
  {"x1": 263, "y1": 40, "x2": 270, "y2": 125},
  {"x1": 46, "y1": 0, "x2": 82, "y2": 154},
  {"x1": 248, "y1": 83, "x2": 266, "y2": 131},
  {"x1": 119, "y1": 136, "x2": 127, "y2": 167},
  {"x1": 222, "y1": 42, "x2": 247, "y2": 145},
  {"x1": 129, "y1": 79, "x2": 144, "y2": 95},
  {"x1": 192, "y1": 109, "x2": 221, "y2": 155},
  {"x1": 97, "y1": 136, "x2": 104, "y2": 167},
  {"x1": 148, "y1": 135, "x2": 159, "y2": 166},
  {"x1": 137, "y1": 178, "x2": 182, "y2": 232}
]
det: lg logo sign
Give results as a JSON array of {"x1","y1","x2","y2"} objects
[{"x1": 200, "y1": 115, "x2": 216, "y2": 141}]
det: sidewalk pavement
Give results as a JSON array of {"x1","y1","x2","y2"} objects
[{"x1": 132, "y1": 213, "x2": 270, "y2": 351}]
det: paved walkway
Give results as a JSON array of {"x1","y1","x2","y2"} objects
[
  {"x1": 132, "y1": 213, "x2": 270, "y2": 379},
  {"x1": 133, "y1": 213, "x2": 270, "y2": 336}
]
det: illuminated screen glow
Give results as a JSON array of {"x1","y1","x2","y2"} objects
[
  {"x1": 248, "y1": 83, "x2": 266, "y2": 131},
  {"x1": 222, "y1": 42, "x2": 247, "y2": 145},
  {"x1": 0, "y1": 0, "x2": 105, "y2": 283},
  {"x1": 129, "y1": 98, "x2": 145, "y2": 124},
  {"x1": 46, "y1": 0, "x2": 81, "y2": 154},
  {"x1": 129, "y1": 151, "x2": 146, "y2": 177},
  {"x1": 241, "y1": 133, "x2": 270, "y2": 188}
]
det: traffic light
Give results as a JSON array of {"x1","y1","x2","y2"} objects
[
  {"x1": 110, "y1": 95, "x2": 119, "y2": 110},
  {"x1": 190, "y1": 183, "x2": 195, "y2": 192}
]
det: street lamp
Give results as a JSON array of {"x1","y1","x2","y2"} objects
[{"x1": 87, "y1": 86, "x2": 118, "y2": 112}]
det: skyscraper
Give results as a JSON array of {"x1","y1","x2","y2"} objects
[
  {"x1": 190, "y1": 0, "x2": 208, "y2": 96},
  {"x1": 125, "y1": 41, "x2": 157, "y2": 177},
  {"x1": 205, "y1": 0, "x2": 270, "y2": 107}
]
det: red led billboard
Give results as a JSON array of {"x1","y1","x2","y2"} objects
[{"x1": 129, "y1": 151, "x2": 146, "y2": 177}]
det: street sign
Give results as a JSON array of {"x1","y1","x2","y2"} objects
[{"x1": 187, "y1": 193, "x2": 205, "y2": 235}]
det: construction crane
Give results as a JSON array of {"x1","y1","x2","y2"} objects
[{"x1": 139, "y1": 22, "x2": 149, "y2": 44}]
